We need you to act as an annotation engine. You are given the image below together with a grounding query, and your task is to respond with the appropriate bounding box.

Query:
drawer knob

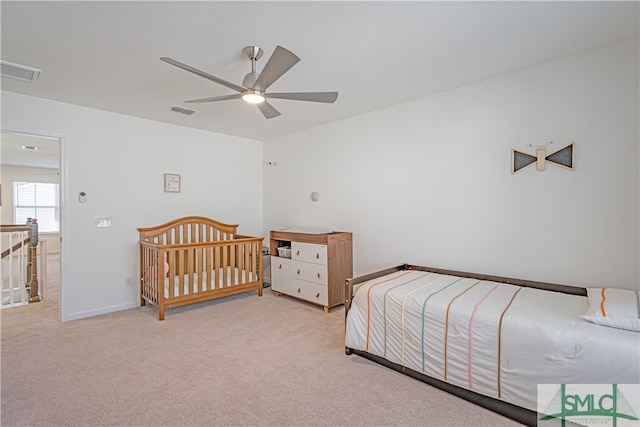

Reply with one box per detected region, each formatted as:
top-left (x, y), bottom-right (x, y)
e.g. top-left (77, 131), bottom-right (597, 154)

top-left (297, 269), bottom-right (301, 275)
top-left (316, 253), bottom-right (320, 259)
top-left (279, 264), bottom-right (282, 269)
top-left (316, 293), bottom-right (320, 298)
top-left (297, 250), bottom-right (300, 256)
top-left (317, 273), bottom-right (321, 279)
top-left (297, 288), bottom-right (301, 293)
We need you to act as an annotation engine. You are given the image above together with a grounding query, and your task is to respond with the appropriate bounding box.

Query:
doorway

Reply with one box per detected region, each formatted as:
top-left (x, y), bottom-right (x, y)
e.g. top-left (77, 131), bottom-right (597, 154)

top-left (1, 130), bottom-right (62, 320)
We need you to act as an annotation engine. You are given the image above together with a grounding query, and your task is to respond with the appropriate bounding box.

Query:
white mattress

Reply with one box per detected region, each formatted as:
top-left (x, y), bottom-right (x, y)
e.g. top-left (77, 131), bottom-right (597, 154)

top-left (163, 267), bottom-right (255, 299)
top-left (345, 270), bottom-right (640, 412)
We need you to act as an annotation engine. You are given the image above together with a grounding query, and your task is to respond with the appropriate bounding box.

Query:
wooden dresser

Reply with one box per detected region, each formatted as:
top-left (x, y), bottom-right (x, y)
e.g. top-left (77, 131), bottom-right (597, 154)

top-left (270, 230), bottom-right (353, 313)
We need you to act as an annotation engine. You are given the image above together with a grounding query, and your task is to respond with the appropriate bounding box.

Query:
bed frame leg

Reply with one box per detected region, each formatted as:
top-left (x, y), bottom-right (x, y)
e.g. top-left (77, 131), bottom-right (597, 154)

top-left (158, 306), bottom-right (165, 321)
top-left (258, 285), bottom-right (263, 297)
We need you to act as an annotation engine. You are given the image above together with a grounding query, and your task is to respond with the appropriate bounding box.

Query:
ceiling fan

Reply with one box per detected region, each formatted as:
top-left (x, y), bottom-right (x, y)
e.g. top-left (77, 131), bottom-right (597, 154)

top-left (160, 45), bottom-right (338, 119)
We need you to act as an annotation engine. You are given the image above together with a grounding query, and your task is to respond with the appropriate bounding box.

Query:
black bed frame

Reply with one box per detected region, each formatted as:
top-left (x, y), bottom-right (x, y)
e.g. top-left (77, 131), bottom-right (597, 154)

top-left (344, 264), bottom-right (587, 427)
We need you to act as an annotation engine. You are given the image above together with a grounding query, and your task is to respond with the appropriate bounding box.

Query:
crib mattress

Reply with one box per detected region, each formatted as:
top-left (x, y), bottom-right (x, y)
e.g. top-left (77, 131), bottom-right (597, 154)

top-left (164, 267), bottom-right (256, 299)
top-left (345, 270), bottom-right (640, 412)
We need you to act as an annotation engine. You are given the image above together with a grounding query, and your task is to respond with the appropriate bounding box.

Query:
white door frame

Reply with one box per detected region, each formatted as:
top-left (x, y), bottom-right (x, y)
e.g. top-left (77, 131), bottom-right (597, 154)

top-left (1, 126), bottom-right (66, 322)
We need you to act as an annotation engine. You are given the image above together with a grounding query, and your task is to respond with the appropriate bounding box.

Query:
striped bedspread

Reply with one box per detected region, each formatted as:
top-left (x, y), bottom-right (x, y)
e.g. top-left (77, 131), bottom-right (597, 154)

top-left (345, 270), bottom-right (640, 412)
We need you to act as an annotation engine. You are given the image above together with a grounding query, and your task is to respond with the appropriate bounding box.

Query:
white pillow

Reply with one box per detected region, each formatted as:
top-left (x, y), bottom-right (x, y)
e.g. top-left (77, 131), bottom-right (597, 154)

top-left (581, 288), bottom-right (640, 332)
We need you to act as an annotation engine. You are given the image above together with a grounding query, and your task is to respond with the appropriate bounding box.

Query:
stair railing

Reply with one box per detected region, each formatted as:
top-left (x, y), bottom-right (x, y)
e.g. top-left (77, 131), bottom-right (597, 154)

top-left (1, 218), bottom-right (41, 306)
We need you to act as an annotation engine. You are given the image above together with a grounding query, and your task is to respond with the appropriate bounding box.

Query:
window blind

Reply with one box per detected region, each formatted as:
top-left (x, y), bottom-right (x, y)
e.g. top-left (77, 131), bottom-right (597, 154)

top-left (13, 181), bottom-right (59, 233)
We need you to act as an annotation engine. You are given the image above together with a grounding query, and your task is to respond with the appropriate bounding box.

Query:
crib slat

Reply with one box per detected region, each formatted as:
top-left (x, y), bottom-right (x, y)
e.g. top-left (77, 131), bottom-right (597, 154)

top-left (244, 243), bottom-right (250, 283)
top-left (205, 247), bottom-right (212, 291)
top-left (230, 244), bottom-right (237, 285)
top-left (196, 246), bottom-right (203, 292)
top-left (214, 246), bottom-right (221, 290)
top-left (187, 248), bottom-right (195, 295)
top-left (178, 250), bottom-right (186, 297)
top-left (222, 245), bottom-right (228, 287)
top-left (166, 251), bottom-right (173, 299)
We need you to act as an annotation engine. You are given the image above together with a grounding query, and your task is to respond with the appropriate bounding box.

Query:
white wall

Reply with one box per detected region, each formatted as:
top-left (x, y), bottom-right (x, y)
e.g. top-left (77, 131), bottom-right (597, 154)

top-left (2, 91), bottom-right (263, 321)
top-left (263, 39), bottom-right (639, 290)
top-left (1, 164), bottom-right (60, 254)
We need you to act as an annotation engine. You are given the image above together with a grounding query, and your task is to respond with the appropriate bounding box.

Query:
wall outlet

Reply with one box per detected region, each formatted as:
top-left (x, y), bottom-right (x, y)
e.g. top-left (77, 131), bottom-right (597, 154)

top-left (124, 276), bottom-right (133, 287)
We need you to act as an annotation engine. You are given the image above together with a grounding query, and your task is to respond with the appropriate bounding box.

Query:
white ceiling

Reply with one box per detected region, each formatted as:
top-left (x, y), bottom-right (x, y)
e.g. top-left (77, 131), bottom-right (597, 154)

top-left (1, 1), bottom-right (638, 150)
top-left (1, 132), bottom-right (60, 169)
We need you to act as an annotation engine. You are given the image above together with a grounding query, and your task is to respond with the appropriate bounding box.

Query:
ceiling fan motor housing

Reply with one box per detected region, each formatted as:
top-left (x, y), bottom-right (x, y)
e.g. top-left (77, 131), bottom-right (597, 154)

top-left (242, 71), bottom-right (259, 88)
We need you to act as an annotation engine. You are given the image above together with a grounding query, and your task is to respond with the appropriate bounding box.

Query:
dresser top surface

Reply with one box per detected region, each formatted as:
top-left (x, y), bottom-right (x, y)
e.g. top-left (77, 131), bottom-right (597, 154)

top-left (270, 229), bottom-right (352, 245)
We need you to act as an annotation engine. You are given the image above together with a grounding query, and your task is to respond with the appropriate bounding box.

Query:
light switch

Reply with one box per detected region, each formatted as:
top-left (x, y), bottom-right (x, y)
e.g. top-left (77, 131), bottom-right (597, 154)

top-left (94, 216), bottom-right (112, 227)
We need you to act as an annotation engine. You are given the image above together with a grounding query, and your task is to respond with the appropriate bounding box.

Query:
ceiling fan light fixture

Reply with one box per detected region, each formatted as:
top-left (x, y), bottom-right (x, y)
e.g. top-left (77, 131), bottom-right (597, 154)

top-left (242, 90), bottom-right (265, 104)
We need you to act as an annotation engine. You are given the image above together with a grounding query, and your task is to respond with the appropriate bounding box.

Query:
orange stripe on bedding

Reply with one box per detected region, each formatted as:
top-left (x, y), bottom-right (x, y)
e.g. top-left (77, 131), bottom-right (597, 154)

top-left (497, 287), bottom-right (522, 398)
top-left (366, 271), bottom-right (414, 351)
top-left (600, 288), bottom-right (607, 317)
top-left (467, 283), bottom-right (500, 390)
top-left (444, 280), bottom-right (480, 381)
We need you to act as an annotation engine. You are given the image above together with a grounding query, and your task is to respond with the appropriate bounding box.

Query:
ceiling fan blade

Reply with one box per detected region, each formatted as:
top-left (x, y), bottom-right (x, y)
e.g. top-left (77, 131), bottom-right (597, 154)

top-left (267, 92), bottom-right (338, 103)
top-left (160, 57), bottom-right (246, 93)
top-left (185, 94), bottom-right (242, 103)
top-left (252, 46), bottom-right (300, 91)
top-left (257, 101), bottom-right (281, 119)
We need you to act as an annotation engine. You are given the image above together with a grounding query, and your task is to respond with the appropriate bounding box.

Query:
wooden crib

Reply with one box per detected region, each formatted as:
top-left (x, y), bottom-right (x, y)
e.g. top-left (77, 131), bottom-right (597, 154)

top-left (138, 216), bottom-right (263, 320)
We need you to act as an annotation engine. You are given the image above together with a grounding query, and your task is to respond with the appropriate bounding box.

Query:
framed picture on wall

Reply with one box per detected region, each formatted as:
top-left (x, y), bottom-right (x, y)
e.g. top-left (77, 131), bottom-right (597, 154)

top-left (164, 173), bottom-right (181, 193)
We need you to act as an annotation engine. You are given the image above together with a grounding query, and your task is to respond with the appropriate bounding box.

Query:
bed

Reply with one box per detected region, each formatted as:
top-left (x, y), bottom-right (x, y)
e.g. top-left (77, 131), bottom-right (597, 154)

top-left (139, 216), bottom-right (263, 320)
top-left (345, 264), bottom-right (640, 426)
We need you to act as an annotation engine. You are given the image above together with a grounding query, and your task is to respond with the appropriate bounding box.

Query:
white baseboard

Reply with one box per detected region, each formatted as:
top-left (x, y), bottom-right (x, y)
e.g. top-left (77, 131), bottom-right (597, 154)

top-left (64, 301), bottom-right (139, 322)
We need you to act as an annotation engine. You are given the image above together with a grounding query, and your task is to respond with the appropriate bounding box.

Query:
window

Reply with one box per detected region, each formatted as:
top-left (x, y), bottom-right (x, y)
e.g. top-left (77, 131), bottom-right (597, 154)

top-left (13, 181), bottom-right (59, 233)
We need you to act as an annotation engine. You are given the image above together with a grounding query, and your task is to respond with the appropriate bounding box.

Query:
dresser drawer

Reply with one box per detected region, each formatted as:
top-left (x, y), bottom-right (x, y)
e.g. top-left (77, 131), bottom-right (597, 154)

top-left (292, 261), bottom-right (327, 285)
top-left (292, 242), bottom-right (327, 265)
top-left (290, 279), bottom-right (328, 306)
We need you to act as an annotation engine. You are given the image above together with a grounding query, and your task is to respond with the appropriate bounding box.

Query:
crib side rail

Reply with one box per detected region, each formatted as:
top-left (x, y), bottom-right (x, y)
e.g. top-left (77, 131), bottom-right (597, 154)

top-left (139, 237), bottom-right (264, 302)
top-left (164, 238), bottom-right (263, 298)
top-left (139, 241), bottom-right (163, 307)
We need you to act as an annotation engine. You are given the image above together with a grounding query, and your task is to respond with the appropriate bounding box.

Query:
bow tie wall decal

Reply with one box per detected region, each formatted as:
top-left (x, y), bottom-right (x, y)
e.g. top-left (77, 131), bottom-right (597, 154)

top-left (511, 142), bottom-right (574, 174)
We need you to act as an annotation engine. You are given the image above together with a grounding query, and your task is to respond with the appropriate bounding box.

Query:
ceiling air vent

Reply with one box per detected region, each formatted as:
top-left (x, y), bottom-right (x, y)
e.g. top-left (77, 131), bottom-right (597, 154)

top-left (170, 105), bottom-right (197, 116)
top-left (1, 60), bottom-right (41, 83)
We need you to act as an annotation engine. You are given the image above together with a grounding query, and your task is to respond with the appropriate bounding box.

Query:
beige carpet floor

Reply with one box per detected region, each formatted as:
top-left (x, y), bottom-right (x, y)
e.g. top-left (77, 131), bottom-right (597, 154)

top-left (1, 278), bottom-right (523, 427)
